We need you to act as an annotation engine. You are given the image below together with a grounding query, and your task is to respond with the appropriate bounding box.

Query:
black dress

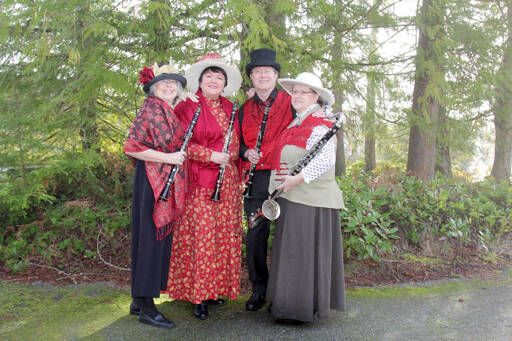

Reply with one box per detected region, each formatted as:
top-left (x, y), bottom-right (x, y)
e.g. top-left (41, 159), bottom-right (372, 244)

top-left (130, 160), bottom-right (173, 298)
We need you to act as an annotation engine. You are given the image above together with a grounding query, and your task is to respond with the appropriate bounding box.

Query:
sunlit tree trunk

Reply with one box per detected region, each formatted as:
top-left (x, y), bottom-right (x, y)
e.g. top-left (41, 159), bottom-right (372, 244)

top-left (364, 10), bottom-right (377, 172)
top-left (364, 71), bottom-right (376, 172)
top-left (332, 29), bottom-right (346, 177)
top-left (333, 89), bottom-right (346, 177)
top-left (491, 1), bottom-right (512, 184)
top-left (406, 0), bottom-right (443, 181)
top-left (435, 105), bottom-right (452, 177)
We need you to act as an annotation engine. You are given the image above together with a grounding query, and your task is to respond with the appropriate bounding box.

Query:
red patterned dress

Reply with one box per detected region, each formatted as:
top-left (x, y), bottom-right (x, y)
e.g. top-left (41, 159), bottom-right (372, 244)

top-left (165, 92), bottom-right (243, 304)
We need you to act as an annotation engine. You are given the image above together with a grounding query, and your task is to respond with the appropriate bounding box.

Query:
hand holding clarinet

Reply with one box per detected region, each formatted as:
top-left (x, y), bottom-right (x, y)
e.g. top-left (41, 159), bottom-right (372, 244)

top-left (159, 104), bottom-right (202, 201)
top-left (211, 100), bottom-right (238, 201)
top-left (243, 102), bottom-right (272, 198)
top-left (248, 107), bottom-right (343, 229)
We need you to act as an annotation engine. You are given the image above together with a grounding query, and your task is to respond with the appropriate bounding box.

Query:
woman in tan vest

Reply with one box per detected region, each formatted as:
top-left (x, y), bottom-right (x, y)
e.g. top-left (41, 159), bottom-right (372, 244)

top-left (266, 72), bottom-right (346, 323)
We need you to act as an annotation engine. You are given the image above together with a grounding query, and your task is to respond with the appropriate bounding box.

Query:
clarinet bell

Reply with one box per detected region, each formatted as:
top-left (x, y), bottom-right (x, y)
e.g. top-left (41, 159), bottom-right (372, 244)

top-left (211, 188), bottom-right (221, 201)
top-left (243, 183), bottom-right (252, 198)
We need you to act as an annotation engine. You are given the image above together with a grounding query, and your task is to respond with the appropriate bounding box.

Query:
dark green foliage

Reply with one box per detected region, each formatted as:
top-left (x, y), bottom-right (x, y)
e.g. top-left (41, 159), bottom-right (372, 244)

top-left (340, 162), bottom-right (512, 261)
top-left (0, 152), bottom-right (132, 272)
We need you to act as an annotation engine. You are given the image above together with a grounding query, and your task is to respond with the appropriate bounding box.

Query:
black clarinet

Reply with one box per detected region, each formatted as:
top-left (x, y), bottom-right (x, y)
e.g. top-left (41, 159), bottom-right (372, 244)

top-left (243, 102), bottom-right (272, 198)
top-left (159, 104), bottom-right (202, 201)
top-left (211, 101), bottom-right (238, 201)
top-left (249, 108), bottom-right (342, 229)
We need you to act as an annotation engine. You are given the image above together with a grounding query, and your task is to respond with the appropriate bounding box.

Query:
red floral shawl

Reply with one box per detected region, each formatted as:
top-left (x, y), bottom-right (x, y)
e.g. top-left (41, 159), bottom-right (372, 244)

top-left (124, 96), bottom-right (188, 240)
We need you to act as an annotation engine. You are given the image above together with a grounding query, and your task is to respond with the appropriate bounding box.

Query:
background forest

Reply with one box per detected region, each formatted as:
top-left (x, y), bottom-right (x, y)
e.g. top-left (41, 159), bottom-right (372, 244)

top-left (1, 0), bottom-right (511, 284)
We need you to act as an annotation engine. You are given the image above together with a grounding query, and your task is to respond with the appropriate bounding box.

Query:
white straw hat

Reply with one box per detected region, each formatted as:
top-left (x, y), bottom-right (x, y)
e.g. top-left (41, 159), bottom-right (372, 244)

top-left (278, 72), bottom-right (335, 106)
top-left (185, 53), bottom-right (242, 97)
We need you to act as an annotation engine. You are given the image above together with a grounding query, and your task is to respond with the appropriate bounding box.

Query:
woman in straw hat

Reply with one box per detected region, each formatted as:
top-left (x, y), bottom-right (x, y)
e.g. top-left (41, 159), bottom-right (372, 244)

top-left (165, 53), bottom-right (243, 320)
top-left (124, 62), bottom-right (189, 329)
top-left (266, 72), bottom-right (346, 323)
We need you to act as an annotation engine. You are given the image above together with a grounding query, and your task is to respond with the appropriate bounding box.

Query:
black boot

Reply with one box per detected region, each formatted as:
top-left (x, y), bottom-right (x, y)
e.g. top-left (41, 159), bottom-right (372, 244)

top-left (193, 301), bottom-right (208, 320)
top-left (138, 297), bottom-right (176, 329)
top-left (246, 293), bottom-right (265, 311)
top-left (130, 297), bottom-right (143, 315)
top-left (206, 298), bottom-right (225, 306)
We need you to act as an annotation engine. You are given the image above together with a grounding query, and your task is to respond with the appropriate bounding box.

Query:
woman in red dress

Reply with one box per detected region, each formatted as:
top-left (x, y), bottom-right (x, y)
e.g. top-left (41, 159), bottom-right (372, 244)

top-left (165, 53), bottom-right (243, 320)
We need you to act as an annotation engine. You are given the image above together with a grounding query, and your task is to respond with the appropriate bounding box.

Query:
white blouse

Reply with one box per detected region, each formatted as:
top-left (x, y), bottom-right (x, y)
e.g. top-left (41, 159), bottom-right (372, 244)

top-left (301, 125), bottom-right (336, 183)
top-left (290, 105), bottom-right (336, 184)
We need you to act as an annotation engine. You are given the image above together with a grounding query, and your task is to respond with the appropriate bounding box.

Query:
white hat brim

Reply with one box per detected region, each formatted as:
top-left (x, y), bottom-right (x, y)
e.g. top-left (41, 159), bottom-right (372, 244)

top-left (278, 79), bottom-right (335, 106)
top-left (185, 60), bottom-right (242, 97)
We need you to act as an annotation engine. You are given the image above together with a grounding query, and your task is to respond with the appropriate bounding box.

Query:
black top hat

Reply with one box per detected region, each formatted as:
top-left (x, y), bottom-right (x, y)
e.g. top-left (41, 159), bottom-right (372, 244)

top-left (245, 48), bottom-right (281, 76)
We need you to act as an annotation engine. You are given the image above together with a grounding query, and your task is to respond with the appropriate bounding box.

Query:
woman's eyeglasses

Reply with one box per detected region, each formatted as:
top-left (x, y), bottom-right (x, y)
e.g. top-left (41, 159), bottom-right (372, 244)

top-left (291, 89), bottom-right (314, 96)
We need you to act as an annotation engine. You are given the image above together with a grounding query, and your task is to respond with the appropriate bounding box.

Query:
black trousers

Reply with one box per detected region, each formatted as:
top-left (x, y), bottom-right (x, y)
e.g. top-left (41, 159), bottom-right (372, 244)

top-left (244, 169), bottom-right (271, 296)
top-left (130, 161), bottom-right (173, 298)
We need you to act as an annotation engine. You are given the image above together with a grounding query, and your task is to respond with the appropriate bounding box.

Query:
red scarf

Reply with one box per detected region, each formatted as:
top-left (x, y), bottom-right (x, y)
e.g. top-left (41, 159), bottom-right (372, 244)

top-left (124, 96), bottom-right (188, 240)
top-left (270, 112), bottom-right (334, 171)
top-left (241, 90), bottom-right (292, 170)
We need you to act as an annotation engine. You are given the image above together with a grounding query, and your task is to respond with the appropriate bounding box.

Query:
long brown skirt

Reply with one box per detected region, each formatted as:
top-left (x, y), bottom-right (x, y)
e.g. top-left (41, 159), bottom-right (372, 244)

top-left (266, 198), bottom-right (346, 322)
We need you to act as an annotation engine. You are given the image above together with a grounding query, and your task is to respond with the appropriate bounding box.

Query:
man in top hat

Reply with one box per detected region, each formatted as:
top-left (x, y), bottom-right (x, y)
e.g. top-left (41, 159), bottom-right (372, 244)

top-left (239, 48), bottom-right (295, 311)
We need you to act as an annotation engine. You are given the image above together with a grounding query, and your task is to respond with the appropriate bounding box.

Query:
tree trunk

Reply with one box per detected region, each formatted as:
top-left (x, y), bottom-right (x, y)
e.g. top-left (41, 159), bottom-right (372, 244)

top-left (146, 0), bottom-right (172, 64)
top-left (435, 105), bottom-right (452, 177)
top-left (332, 36), bottom-right (346, 177)
top-left (364, 71), bottom-right (376, 172)
top-left (364, 7), bottom-right (377, 172)
top-left (491, 1), bottom-right (512, 184)
top-left (333, 87), bottom-right (346, 177)
top-left (406, 0), bottom-right (443, 181)
top-left (79, 98), bottom-right (100, 151)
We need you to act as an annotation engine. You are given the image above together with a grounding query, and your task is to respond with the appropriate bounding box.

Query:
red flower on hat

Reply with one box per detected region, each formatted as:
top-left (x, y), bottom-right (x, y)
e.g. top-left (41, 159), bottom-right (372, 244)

top-left (139, 67), bottom-right (155, 85)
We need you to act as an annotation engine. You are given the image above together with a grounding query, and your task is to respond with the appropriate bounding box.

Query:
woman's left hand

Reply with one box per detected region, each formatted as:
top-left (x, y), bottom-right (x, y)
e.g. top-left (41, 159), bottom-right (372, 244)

top-left (276, 174), bottom-right (304, 193)
top-left (210, 151), bottom-right (230, 166)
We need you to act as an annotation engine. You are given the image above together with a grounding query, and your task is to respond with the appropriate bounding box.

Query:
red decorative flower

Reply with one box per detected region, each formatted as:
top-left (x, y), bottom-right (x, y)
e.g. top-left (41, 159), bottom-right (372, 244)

top-left (139, 67), bottom-right (155, 85)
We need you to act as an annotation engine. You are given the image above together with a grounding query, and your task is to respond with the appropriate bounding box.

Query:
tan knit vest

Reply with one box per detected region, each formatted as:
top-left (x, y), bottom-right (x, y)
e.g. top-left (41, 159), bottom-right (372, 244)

top-left (269, 108), bottom-right (345, 209)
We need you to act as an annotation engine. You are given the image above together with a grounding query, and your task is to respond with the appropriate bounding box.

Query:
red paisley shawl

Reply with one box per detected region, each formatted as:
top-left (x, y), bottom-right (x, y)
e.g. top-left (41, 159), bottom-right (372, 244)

top-left (124, 96), bottom-right (188, 240)
top-left (270, 112), bottom-right (334, 171)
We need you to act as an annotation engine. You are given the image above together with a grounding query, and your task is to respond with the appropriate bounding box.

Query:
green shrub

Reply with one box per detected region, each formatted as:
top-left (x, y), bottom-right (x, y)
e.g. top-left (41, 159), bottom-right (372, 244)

top-left (339, 172), bottom-right (399, 261)
top-left (0, 151), bottom-right (132, 272)
top-left (340, 162), bottom-right (512, 262)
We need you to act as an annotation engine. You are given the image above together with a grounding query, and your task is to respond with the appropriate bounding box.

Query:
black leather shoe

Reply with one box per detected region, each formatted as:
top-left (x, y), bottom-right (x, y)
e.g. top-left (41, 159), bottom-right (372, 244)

top-left (193, 301), bottom-right (208, 320)
top-left (139, 312), bottom-right (176, 329)
top-left (206, 298), bottom-right (225, 306)
top-left (275, 318), bottom-right (304, 325)
top-left (245, 293), bottom-right (265, 311)
top-left (130, 301), bottom-right (141, 316)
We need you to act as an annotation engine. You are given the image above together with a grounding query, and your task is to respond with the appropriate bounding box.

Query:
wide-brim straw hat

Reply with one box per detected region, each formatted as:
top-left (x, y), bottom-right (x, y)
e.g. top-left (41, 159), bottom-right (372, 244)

top-left (278, 72), bottom-right (335, 106)
top-left (141, 62), bottom-right (187, 94)
top-left (185, 53), bottom-right (242, 97)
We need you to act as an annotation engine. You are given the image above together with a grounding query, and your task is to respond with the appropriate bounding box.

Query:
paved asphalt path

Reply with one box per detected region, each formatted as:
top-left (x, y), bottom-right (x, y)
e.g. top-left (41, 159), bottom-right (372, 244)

top-left (82, 273), bottom-right (512, 341)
